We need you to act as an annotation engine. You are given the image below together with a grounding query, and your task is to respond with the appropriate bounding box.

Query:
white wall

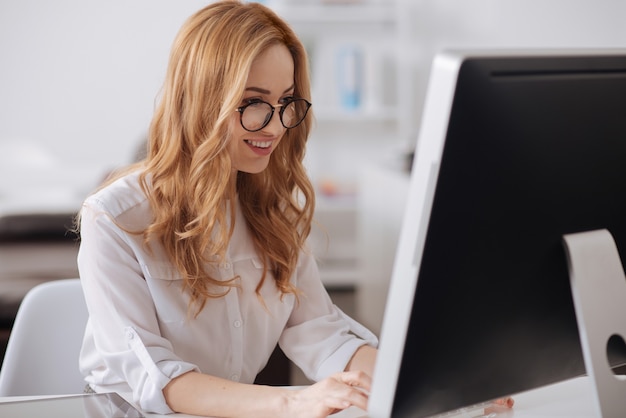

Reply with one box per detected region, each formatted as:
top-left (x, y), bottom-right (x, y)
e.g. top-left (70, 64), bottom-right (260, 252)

top-left (1, 0), bottom-right (625, 207)
top-left (401, 0), bottom-right (626, 144)
top-left (0, 0), bottom-right (207, 204)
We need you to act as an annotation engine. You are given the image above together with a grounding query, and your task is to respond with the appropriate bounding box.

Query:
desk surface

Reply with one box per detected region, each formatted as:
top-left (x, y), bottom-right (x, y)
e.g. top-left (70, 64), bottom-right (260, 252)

top-left (450, 376), bottom-right (597, 418)
top-left (0, 376), bottom-right (600, 418)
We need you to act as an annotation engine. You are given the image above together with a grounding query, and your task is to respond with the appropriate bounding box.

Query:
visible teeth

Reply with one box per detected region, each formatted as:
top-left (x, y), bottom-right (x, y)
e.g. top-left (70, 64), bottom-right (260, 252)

top-left (246, 140), bottom-right (271, 148)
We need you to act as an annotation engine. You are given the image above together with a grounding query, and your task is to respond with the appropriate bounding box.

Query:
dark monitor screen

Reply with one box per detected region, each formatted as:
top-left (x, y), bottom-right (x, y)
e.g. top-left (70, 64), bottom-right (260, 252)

top-left (368, 50), bottom-right (626, 418)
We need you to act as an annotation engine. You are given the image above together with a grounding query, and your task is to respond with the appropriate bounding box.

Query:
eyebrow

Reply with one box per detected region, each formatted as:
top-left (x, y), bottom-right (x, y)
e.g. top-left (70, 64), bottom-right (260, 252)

top-left (244, 84), bottom-right (295, 95)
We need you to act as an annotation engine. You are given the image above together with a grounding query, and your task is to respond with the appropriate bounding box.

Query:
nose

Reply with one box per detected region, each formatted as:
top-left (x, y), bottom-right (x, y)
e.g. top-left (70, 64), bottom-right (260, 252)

top-left (261, 108), bottom-right (285, 134)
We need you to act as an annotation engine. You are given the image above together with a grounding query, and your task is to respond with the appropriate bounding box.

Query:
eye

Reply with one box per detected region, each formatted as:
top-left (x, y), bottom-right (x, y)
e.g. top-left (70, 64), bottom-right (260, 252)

top-left (279, 96), bottom-right (296, 105)
top-left (242, 98), bottom-right (267, 109)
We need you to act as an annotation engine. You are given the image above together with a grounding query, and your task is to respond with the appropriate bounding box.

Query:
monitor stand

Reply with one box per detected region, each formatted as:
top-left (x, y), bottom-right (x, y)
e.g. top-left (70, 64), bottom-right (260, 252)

top-left (563, 229), bottom-right (626, 417)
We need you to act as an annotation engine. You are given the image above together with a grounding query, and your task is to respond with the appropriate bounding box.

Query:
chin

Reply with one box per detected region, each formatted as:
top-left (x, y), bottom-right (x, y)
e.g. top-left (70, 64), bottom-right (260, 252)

top-left (238, 161), bottom-right (270, 174)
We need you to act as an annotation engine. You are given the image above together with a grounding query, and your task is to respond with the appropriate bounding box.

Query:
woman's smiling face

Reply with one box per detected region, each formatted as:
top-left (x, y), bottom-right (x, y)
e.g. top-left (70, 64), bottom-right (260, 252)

top-left (229, 43), bottom-right (295, 174)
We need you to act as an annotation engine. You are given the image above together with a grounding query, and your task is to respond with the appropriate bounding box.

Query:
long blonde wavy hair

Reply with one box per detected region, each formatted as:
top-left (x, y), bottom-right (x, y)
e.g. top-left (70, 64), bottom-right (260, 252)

top-left (130, 1), bottom-right (314, 313)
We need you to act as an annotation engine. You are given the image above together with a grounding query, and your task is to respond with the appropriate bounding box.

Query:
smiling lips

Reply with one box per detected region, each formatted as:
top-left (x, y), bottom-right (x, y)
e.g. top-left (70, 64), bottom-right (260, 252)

top-left (244, 139), bottom-right (273, 156)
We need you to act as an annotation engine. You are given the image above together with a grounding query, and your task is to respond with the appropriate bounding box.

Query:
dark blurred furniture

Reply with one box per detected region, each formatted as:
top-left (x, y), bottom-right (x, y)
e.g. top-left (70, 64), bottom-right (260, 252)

top-left (0, 213), bottom-right (80, 368)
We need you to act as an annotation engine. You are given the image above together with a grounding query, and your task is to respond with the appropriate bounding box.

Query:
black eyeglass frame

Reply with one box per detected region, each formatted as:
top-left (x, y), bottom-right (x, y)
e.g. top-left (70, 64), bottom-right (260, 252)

top-left (235, 98), bottom-right (312, 132)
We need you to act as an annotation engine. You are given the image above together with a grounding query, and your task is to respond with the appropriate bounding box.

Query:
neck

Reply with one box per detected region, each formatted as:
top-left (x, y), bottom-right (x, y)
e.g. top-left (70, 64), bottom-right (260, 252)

top-left (228, 170), bottom-right (239, 194)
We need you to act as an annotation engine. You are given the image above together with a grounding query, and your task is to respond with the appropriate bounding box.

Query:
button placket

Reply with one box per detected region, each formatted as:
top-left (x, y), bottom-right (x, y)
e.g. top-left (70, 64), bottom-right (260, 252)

top-left (224, 280), bottom-right (244, 382)
top-left (218, 259), bottom-right (233, 280)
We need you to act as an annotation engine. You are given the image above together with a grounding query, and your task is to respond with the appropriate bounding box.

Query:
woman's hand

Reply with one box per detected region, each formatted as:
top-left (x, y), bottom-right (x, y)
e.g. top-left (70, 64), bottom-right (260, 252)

top-left (484, 396), bottom-right (515, 414)
top-left (283, 370), bottom-right (372, 418)
top-left (492, 397), bottom-right (514, 408)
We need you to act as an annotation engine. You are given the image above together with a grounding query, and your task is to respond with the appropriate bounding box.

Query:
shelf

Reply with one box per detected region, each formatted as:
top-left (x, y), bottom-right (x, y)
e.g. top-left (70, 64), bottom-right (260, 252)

top-left (313, 105), bottom-right (398, 122)
top-left (320, 266), bottom-right (360, 288)
top-left (315, 194), bottom-right (357, 213)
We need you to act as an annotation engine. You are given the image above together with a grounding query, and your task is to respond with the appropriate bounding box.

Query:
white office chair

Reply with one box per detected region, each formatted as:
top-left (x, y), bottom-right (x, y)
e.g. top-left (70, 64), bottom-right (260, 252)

top-left (0, 278), bottom-right (88, 396)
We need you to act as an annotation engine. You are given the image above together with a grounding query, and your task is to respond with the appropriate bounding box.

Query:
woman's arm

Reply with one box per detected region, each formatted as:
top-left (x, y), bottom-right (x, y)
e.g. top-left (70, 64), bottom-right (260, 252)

top-left (345, 345), bottom-right (377, 377)
top-left (164, 369), bottom-right (371, 418)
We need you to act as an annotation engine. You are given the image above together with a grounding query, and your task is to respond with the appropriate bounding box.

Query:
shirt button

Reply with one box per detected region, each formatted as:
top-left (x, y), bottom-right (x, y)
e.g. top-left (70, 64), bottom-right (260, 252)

top-left (233, 320), bottom-right (242, 328)
top-left (221, 262), bottom-right (232, 270)
top-left (230, 374), bottom-right (239, 381)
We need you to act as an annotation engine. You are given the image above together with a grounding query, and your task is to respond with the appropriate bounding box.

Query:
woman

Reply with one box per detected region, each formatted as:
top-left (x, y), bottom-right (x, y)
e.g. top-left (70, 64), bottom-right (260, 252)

top-left (77, 1), bottom-right (377, 417)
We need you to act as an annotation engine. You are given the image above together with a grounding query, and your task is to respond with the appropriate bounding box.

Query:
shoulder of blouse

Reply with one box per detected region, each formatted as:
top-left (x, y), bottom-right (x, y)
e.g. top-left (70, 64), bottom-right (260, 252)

top-left (83, 170), bottom-right (151, 228)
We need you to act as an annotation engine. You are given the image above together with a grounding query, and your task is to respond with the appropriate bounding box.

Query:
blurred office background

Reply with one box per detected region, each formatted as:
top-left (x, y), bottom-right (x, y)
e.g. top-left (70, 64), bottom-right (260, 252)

top-left (1, 0), bottom-right (625, 355)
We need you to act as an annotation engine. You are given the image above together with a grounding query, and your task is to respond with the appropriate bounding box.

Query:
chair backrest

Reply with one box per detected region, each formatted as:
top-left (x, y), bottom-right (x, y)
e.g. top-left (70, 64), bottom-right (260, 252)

top-left (0, 278), bottom-right (87, 396)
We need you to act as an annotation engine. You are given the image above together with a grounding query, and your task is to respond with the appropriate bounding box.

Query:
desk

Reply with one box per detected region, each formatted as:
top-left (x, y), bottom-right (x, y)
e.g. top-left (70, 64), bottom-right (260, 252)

top-left (490, 376), bottom-right (596, 417)
top-left (120, 393), bottom-right (366, 418)
top-left (0, 376), bottom-right (600, 417)
top-left (0, 391), bottom-right (366, 418)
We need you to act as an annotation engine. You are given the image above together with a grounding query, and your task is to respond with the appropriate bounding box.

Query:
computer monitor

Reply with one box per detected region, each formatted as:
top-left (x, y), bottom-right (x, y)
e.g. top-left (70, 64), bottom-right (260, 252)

top-left (368, 50), bottom-right (626, 418)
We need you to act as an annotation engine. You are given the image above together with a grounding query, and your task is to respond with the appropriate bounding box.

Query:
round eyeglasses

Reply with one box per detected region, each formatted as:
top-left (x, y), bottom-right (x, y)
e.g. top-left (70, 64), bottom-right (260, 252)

top-left (235, 98), bottom-right (312, 132)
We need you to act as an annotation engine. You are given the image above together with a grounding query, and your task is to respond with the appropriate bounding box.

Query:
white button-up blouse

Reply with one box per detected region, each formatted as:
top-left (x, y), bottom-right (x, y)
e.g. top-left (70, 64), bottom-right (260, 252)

top-left (77, 171), bottom-right (377, 414)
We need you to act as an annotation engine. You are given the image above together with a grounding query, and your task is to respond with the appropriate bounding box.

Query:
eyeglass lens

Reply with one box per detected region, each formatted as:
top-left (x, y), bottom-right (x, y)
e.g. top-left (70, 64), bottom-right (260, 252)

top-left (241, 99), bottom-right (309, 131)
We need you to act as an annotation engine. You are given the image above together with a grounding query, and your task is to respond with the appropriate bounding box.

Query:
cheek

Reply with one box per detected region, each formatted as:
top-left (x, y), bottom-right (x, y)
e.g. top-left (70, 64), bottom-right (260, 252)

top-left (227, 134), bottom-right (242, 166)
top-left (226, 118), bottom-right (244, 154)
top-left (226, 114), bottom-right (240, 138)
top-left (229, 113), bottom-right (241, 134)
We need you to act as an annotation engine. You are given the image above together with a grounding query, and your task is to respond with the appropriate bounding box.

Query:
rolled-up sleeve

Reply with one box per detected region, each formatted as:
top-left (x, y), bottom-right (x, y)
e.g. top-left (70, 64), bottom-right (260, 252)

top-left (279, 250), bottom-right (378, 382)
top-left (78, 200), bottom-right (198, 414)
